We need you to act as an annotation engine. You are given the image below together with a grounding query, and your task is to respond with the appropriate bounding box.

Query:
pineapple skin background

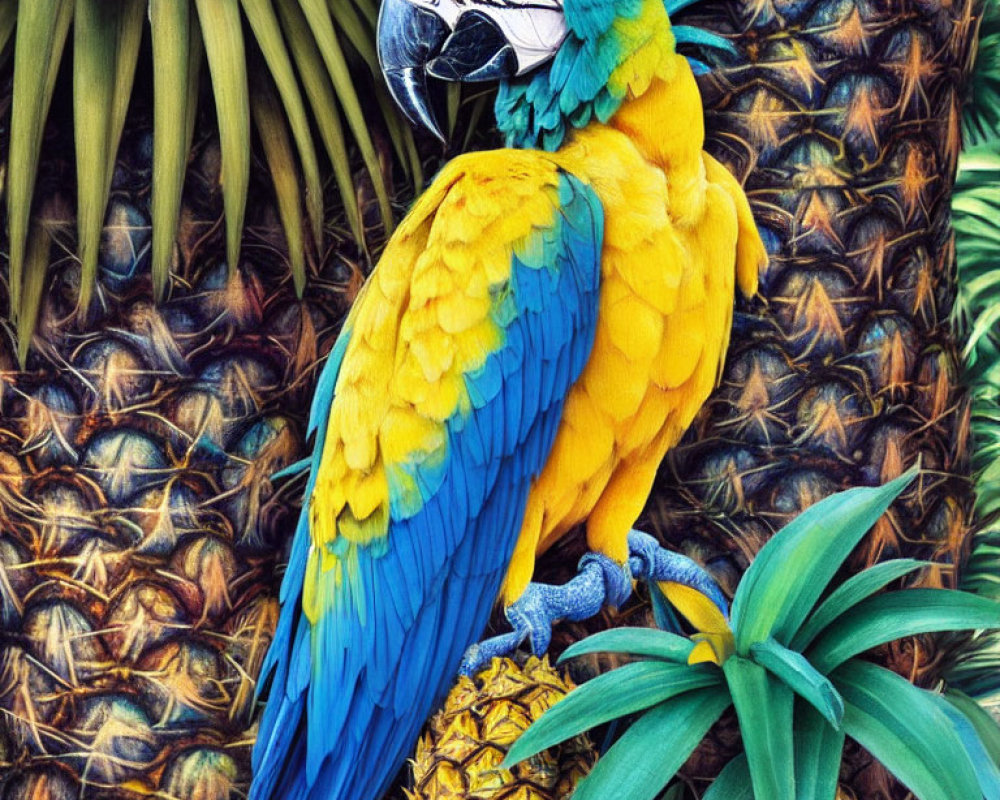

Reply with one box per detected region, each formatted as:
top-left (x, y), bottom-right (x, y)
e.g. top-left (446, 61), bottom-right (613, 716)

top-left (0, 114), bottom-right (359, 797)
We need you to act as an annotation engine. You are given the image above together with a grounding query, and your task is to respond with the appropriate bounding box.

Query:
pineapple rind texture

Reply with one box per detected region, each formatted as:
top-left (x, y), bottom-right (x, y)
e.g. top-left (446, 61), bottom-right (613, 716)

top-left (406, 657), bottom-right (595, 800)
top-left (0, 110), bottom-right (364, 798)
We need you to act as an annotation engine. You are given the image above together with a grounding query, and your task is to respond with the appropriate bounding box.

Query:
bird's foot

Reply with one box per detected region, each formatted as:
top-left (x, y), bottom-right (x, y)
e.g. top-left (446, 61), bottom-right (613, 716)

top-left (459, 553), bottom-right (631, 676)
top-left (626, 529), bottom-right (729, 618)
top-left (458, 530), bottom-right (729, 677)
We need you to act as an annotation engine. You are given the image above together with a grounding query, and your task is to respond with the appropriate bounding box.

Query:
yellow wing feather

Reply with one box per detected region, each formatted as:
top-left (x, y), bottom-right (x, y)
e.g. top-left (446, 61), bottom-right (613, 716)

top-left (308, 151), bottom-right (566, 609)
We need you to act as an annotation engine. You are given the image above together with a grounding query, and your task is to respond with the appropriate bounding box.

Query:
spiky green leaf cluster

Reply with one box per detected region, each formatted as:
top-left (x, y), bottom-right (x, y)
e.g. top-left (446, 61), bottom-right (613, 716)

top-left (0, 0), bottom-right (424, 362)
top-left (506, 469), bottom-right (1000, 800)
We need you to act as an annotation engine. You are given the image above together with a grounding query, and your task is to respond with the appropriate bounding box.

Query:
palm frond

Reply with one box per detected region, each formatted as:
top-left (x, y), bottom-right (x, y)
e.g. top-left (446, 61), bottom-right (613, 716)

top-left (965, 0), bottom-right (1000, 148)
top-left (244, 0), bottom-right (324, 252)
top-left (5, 0), bottom-right (72, 333)
top-left (149, 0), bottom-right (201, 301)
top-left (944, 0), bottom-right (1000, 704)
top-left (251, 67), bottom-right (308, 296)
top-left (195, 0), bottom-right (251, 287)
top-left (2, 0), bottom-right (419, 361)
top-left (947, 147), bottom-right (1000, 703)
top-left (953, 149), bottom-right (1000, 550)
top-left (73, 0), bottom-right (144, 320)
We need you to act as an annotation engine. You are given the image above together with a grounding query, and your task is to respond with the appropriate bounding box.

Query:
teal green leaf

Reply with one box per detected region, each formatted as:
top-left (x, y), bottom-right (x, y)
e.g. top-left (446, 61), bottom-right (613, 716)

top-left (661, 784), bottom-right (686, 800)
top-left (558, 628), bottom-right (695, 665)
top-left (794, 702), bottom-right (845, 800)
top-left (701, 754), bottom-right (753, 800)
top-left (571, 687), bottom-right (732, 800)
top-left (790, 559), bottom-right (929, 651)
top-left (731, 468), bottom-right (917, 652)
top-left (649, 578), bottom-right (684, 633)
top-left (723, 655), bottom-right (795, 799)
top-left (928, 692), bottom-right (1000, 799)
top-left (503, 660), bottom-right (721, 768)
top-left (945, 690), bottom-right (1000, 766)
top-left (835, 660), bottom-right (983, 800)
top-left (749, 638), bottom-right (843, 727)
top-left (808, 589), bottom-right (1000, 674)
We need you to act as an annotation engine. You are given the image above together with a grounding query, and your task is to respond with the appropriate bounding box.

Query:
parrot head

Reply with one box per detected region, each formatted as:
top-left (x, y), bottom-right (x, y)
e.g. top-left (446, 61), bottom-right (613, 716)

top-left (377, 0), bottom-right (734, 147)
top-left (377, 0), bottom-right (567, 139)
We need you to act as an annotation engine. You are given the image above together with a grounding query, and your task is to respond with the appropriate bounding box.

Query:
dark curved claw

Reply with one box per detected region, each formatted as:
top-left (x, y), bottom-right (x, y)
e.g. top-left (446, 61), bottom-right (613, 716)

top-left (426, 11), bottom-right (519, 83)
top-left (377, 0), bottom-right (450, 140)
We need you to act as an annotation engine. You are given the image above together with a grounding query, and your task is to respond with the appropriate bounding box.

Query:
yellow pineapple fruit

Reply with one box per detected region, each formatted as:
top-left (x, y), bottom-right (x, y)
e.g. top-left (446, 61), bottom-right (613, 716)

top-left (407, 657), bottom-right (595, 800)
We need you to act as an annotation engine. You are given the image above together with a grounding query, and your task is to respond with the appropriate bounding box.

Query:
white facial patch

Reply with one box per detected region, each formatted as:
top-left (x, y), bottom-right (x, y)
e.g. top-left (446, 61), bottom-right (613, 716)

top-left (403, 0), bottom-right (569, 75)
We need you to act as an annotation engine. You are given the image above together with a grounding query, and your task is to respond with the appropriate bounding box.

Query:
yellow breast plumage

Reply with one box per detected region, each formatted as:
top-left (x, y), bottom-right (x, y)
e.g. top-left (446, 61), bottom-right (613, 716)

top-left (501, 55), bottom-right (766, 604)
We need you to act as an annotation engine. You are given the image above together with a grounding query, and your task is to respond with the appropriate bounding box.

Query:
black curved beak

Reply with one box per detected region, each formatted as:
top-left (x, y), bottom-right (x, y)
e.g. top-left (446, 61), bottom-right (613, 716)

top-left (378, 0), bottom-right (521, 140)
top-left (377, 0), bottom-right (451, 141)
top-left (427, 11), bottom-right (518, 83)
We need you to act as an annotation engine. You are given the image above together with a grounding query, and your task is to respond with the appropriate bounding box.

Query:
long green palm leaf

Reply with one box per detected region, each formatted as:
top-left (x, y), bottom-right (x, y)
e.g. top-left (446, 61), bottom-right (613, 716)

top-left (6, 0), bottom-right (72, 336)
top-left (275, 0), bottom-right (364, 244)
top-left (6, 0), bottom-right (427, 356)
top-left (149, 0), bottom-right (200, 300)
top-left (242, 0), bottom-right (324, 250)
top-left (194, 0), bottom-right (250, 280)
top-left (251, 71), bottom-right (308, 296)
top-left (74, 0), bottom-right (144, 319)
top-left (297, 0), bottom-right (394, 230)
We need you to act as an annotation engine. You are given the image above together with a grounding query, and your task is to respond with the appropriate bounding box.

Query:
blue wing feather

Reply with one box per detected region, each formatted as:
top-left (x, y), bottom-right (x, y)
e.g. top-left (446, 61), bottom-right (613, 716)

top-left (250, 168), bottom-right (604, 800)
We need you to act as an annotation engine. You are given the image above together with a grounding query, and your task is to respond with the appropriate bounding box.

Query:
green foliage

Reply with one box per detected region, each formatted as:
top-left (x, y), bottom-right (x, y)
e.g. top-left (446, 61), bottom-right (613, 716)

top-left (0, 0), bottom-right (423, 360)
top-left (947, 149), bottom-right (1000, 700)
top-left (954, 148), bottom-right (1000, 553)
top-left (965, 0), bottom-right (1000, 148)
top-left (836, 661), bottom-right (985, 800)
top-left (948, 0), bottom-right (1000, 705)
top-left (506, 469), bottom-right (1000, 800)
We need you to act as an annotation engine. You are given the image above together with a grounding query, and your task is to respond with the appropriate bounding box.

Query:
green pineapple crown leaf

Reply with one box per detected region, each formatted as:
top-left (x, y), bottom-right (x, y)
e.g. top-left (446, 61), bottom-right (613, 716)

top-left (0, 0), bottom-right (426, 365)
top-left (506, 468), bottom-right (1000, 800)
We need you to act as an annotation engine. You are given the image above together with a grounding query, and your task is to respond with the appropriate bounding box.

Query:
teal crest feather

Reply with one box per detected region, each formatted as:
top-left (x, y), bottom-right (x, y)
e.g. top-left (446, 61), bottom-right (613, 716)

top-left (495, 0), bottom-right (736, 151)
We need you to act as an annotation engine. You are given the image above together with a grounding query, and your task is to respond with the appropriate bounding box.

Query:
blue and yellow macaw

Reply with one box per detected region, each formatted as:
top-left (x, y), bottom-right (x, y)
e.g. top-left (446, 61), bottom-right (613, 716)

top-left (251, 0), bottom-right (767, 797)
